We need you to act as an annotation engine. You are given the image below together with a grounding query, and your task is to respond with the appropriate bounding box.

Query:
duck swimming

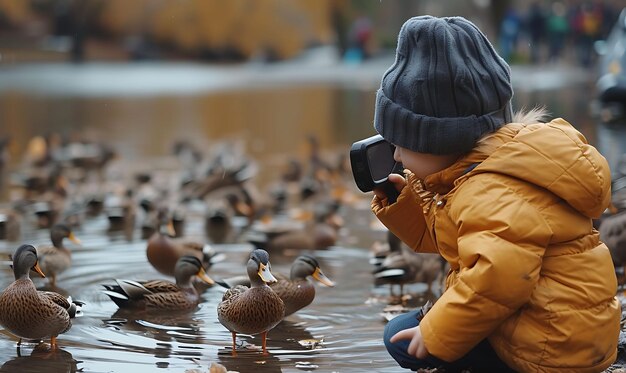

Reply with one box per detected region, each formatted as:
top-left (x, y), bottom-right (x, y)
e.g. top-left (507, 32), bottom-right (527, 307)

top-left (102, 255), bottom-right (214, 310)
top-left (269, 255), bottom-right (335, 316)
top-left (146, 209), bottom-right (220, 277)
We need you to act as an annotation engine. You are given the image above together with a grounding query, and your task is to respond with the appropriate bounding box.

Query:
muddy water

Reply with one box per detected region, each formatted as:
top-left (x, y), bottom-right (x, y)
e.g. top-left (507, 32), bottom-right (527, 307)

top-left (0, 61), bottom-right (618, 372)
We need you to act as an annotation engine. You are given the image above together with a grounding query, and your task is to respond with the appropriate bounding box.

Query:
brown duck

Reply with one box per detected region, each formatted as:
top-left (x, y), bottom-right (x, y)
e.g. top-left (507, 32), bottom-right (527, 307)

top-left (102, 255), bottom-right (214, 310)
top-left (146, 211), bottom-right (220, 277)
top-left (269, 255), bottom-right (334, 316)
top-left (217, 249), bottom-right (285, 355)
top-left (36, 224), bottom-right (81, 287)
top-left (219, 255), bottom-right (335, 317)
top-left (248, 201), bottom-right (343, 252)
top-left (0, 244), bottom-right (82, 348)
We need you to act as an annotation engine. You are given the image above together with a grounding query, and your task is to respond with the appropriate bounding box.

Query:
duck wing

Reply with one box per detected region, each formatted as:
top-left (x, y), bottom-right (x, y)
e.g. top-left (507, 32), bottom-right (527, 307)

top-left (220, 284), bottom-right (248, 302)
top-left (102, 279), bottom-right (153, 308)
top-left (144, 291), bottom-right (196, 310)
top-left (39, 291), bottom-right (83, 319)
top-left (39, 291), bottom-right (70, 309)
top-left (141, 280), bottom-right (181, 293)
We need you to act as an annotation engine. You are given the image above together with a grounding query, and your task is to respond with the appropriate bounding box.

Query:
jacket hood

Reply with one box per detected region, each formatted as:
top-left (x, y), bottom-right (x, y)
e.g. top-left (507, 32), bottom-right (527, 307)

top-left (425, 118), bottom-right (611, 218)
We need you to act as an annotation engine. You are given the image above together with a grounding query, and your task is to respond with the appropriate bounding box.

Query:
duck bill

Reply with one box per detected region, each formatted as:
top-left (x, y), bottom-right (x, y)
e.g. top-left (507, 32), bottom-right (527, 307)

top-left (235, 201), bottom-right (252, 218)
top-left (196, 268), bottom-right (214, 285)
top-left (68, 232), bottom-right (82, 245)
top-left (312, 268), bottom-right (335, 287)
top-left (166, 221), bottom-right (176, 236)
top-left (33, 262), bottom-right (46, 278)
top-left (258, 263), bottom-right (277, 284)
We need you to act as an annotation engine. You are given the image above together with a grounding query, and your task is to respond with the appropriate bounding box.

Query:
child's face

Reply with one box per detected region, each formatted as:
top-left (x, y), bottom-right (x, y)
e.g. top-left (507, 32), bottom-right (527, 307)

top-left (394, 146), bottom-right (458, 180)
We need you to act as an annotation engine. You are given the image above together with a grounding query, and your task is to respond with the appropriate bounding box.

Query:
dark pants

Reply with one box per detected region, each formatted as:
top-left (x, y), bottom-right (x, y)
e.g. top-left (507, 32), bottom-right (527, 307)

top-left (383, 310), bottom-right (516, 372)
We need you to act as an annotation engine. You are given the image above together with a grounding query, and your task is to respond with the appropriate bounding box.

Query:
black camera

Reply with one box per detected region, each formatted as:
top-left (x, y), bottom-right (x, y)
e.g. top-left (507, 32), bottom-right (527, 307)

top-left (350, 134), bottom-right (403, 203)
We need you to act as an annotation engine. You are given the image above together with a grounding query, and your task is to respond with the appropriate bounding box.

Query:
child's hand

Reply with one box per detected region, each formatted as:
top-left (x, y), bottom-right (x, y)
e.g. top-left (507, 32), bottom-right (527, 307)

top-left (373, 173), bottom-right (406, 200)
top-left (390, 325), bottom-right (429, 359)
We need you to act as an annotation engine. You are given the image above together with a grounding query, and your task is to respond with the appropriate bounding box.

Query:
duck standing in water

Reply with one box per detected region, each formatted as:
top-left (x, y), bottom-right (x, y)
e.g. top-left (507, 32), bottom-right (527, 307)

top-left (102, 255), bottom-right (214, 311)
top-left (36, 224), bottom-right (81, 287)
top-left (217, 249), bottom-right (284, 355)
top-left (217, 255), bottom-right (335, 317)
top-left (0, 244), bottom-right (82, 348)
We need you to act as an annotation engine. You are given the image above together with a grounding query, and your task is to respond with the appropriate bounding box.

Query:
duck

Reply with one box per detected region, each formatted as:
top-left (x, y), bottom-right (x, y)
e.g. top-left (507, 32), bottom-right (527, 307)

top-left (217, 249), bottom-right (285, 355)
top-left (218, 255), bottom-right (335, 317)
top-left (267, 255), bottom-right (335, 316)
top-left (247, 199), bottom-right (343, 252)
top-left (146, 209), bottom-right (222, 277)
top-left (373, 231), bottom-right (444, 299)
top-left (0, 244), bottom-right (82, 348)
top-left (101, 255), bottom-right (214, 310)
top-left (36, 224), bottom-right (81, 287)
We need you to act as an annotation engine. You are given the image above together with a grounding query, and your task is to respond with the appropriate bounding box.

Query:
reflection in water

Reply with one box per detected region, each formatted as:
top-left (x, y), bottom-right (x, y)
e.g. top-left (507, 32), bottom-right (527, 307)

top-left (218, 351), bottom-right (283, 373)
top-left (0, 344), bottom-right (79, 373)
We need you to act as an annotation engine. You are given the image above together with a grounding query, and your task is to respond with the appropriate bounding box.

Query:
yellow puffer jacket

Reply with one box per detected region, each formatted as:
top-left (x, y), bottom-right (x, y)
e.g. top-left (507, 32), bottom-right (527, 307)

top-left (372, 119), bottom-right (621, 372)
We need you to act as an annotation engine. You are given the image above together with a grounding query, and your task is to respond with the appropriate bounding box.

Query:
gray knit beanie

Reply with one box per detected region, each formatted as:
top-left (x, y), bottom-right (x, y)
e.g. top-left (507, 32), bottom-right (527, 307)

top-left (374, 16), bottom-right (513, 155)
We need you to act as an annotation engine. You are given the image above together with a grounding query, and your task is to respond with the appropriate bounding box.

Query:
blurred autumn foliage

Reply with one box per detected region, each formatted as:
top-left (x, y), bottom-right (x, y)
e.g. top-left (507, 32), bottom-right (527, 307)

top-left (0, 0), bottom-right (357, 61)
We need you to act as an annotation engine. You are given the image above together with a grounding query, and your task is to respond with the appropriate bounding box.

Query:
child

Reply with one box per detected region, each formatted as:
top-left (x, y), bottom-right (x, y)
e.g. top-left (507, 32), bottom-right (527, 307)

top-left (370, 15), bottom-right (620, 372)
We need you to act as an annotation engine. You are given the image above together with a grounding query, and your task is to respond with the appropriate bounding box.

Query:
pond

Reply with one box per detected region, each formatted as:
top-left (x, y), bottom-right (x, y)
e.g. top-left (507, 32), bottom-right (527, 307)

top-left (0, 60), bottom-right (623, 372)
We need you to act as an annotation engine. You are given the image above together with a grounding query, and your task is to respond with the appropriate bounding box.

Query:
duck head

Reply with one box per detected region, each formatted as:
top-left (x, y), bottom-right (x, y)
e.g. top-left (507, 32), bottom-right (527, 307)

top-left (292, 255), bottom-right (335, 287)
top-left (248, 249), bottom-right (277, 286)
top-left (174, 255), bottom-right (214, 287)
top-left (12, 244), bottom-right (45, 280)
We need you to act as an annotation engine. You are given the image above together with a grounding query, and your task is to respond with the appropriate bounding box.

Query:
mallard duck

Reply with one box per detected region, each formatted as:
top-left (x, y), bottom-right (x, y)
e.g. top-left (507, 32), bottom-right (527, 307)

top-left (36, 224), bottom-right (81, 287)
top-left (0, 244), bottom-right (82, 348)
top-left (269, 255), bottom-right (335, 316)
top-left (146, 210), bottom-right (221, 277)
top-left (373, 231), bottom-right (444, 298)
top-left (102, 255), bottom-right (214, 310)
top-left (216, 255), bottom-right (335, 317)
top-left (217, 249), bottom-right (285, 355)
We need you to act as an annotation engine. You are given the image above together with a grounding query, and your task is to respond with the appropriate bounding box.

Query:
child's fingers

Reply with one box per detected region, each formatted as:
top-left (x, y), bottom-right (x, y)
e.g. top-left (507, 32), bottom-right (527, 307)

top-left (373, 189), bottom-right (386, 200)
top-left (389, 328), bottom-right (414, 343)
top-left (387, 173), bottom-right (406, 192)
top-left (407, 336), bottom-right (419, 356)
